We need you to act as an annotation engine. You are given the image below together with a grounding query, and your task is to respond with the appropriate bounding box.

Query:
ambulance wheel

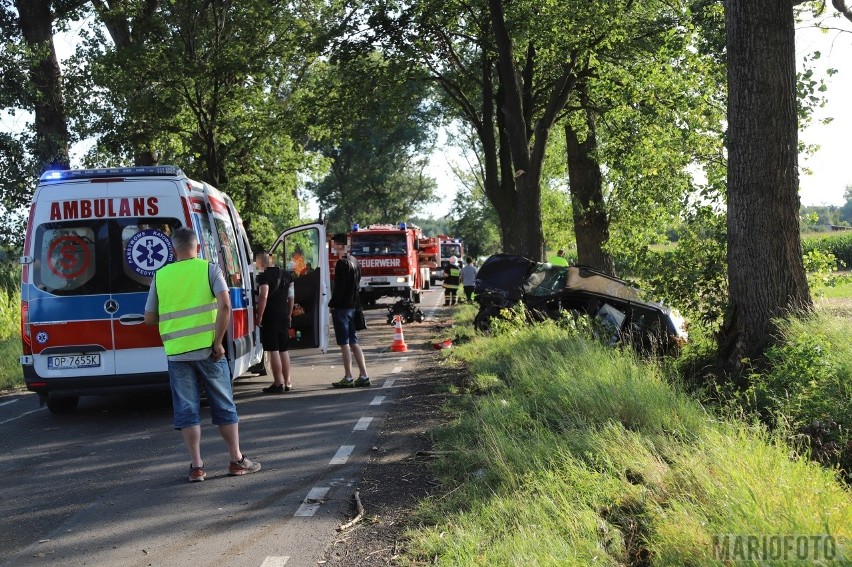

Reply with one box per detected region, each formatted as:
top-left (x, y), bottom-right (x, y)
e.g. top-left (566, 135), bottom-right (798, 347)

top-left (430, 277), bottom-right (436, 287)
top-left (414, 291), bottom-right (421, 304)
top-left (47, 396), bottom-right (79, 414)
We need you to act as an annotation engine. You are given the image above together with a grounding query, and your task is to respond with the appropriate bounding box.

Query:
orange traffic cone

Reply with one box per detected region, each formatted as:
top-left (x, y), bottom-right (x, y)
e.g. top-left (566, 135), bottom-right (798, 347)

top-left (390, 314), bottom-right (408, 352)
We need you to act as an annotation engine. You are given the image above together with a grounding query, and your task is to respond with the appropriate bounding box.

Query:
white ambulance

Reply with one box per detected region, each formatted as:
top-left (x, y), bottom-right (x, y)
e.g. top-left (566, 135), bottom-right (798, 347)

top-left (20, 166), bottom-right (329, 413)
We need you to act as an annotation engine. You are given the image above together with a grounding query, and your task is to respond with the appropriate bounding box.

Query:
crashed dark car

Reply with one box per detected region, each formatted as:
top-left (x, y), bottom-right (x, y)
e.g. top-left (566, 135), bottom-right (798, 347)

top-left (472, 254), bottom-right (687, 354)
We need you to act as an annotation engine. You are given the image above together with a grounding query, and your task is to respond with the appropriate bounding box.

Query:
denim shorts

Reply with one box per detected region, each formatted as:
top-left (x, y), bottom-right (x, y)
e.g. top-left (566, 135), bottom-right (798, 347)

top-left (331, 307), bottom-right (358, 346)
top-left (168, 356), bottom-right (239, 429)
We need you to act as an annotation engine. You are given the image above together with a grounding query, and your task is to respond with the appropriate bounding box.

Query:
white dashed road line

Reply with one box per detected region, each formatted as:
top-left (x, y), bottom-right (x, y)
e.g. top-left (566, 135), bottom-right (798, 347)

top-left (353, 417), bottom-right (373, 431)
top-left (0, 408), bottom-right (42, 425)
top-left (382, 379), bottom-right (396, 389)
top-left (369, 396), bottom-right (385, 406)
top-left (392, 366), bottom-right (402, 373)
top-left (294, 487), bottom-right (330, 517)
top-left (0, 398), bottom-right (19, 407)
top-left (329, 445), bottom-right (355, 465)
top-left (260, 556), bottom-right (289, 566)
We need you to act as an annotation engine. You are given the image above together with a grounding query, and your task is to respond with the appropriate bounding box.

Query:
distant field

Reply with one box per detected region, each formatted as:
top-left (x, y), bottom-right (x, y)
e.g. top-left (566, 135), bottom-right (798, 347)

top-left (817, 297), bottom-right (852, 320)
top-left (802, 230), bottom-right (852, 241)
top-left (820, 277), bottom-right (852, 299)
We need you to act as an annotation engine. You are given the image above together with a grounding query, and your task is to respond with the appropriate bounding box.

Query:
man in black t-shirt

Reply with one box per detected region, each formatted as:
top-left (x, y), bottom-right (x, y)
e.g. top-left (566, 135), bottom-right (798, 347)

top-left (255, 253), bottom-right (295, 393)
top-left (328, 254), bottom-right (369, 388)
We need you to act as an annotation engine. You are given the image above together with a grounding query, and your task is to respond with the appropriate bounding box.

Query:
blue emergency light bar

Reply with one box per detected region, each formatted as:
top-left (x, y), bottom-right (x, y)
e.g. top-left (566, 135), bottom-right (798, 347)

top-left (39, 165), bottom-right (184, 182)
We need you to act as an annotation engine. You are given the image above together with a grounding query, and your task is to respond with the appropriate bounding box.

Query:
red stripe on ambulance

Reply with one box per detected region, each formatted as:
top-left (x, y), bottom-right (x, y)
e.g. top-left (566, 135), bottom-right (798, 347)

top-left (29, 320), bottom-right (112, 354)
top-left (113, 323), bottom-right (164, 350)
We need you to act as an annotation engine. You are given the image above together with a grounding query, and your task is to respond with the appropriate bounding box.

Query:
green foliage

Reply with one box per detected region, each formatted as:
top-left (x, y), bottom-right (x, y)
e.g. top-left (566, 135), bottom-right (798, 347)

top-left (541, 185), bottom-right (574, 258)
top-left (0, 337), bottom-right (21, 391)
top-left (409, 216), bottom-right (451, 237)
top-left (801, 231), bottom-right (852, 271)
top-left (795, 49), bottom-right (832, 128)
top-left (0, 287), bottom-right (19, 342)
top-left (842, 185), bottom-right (852, 224)
top-left (0, 2), bottom-right (55, 248)
top-left (800, 204), bottom-right (847, 230)
top-left (628, 207), bottom-right (728, 330)
top-left (449, 176), bottom-right (502, 259)
top-left (0, 131), bottom-right (35, 248)
top-left (744, 314), bottom-right (852, 474)
top-left (0, 276), bottom-right (21, 391)
top-left (295, 53), bottom-right (440, 233)
top-left (64, 0), bottom-right (317, 248)
top-left (0, 255), bottom-right (18, 296)
top-left (596, 4), bottom-right (727, 262)
top-left (803, 248), bottom-right (852, 297)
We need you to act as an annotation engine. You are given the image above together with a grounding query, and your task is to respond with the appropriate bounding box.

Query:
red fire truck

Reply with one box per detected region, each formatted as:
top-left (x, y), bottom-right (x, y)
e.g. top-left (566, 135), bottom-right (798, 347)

top-left (428, 235), bottom-right (464, 286)
top-left (329, 223), bottom-right (431, 305)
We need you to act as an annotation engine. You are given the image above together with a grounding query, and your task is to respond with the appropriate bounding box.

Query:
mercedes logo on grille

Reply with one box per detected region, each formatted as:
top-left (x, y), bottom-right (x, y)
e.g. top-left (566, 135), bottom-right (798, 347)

top-left (104, 299), bottom-right (119, 314)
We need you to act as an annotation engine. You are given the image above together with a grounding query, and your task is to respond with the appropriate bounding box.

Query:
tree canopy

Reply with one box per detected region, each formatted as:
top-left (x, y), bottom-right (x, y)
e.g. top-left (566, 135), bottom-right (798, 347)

top-left (293, 52), bottom-right (441, 233)
top-left (2, 0), bottom-right (851, 370)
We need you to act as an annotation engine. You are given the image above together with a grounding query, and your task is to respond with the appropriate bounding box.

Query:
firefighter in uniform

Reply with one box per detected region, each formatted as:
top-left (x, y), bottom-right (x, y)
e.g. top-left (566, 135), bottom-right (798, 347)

top-left (442, 255), bottom-right (462, 306)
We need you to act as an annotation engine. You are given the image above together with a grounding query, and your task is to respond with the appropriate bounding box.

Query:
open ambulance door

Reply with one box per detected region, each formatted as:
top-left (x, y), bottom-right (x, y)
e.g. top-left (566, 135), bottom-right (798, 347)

top-left (269, 223), bottom-right (330, 353)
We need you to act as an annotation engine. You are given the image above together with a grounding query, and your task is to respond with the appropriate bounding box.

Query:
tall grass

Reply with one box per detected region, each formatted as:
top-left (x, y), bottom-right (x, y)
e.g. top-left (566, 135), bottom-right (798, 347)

top-left (0, 287), bottom-right (22, 391)
top-left (407, 319), bottom-right (852, 565)
top-left (741, 312), bottom-right (852, 474)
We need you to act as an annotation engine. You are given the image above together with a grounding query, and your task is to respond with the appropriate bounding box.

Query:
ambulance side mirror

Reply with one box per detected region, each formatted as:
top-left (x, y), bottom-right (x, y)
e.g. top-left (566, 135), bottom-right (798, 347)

top-left (20, 255), bottom-right (33, 265)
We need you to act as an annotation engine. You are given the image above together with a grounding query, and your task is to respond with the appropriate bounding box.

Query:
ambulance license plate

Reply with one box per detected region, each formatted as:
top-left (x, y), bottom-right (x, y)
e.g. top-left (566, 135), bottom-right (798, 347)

top-left (47, 354), bottom-right (101, 370)
top-left (371, 279), bottom-right (389, 285)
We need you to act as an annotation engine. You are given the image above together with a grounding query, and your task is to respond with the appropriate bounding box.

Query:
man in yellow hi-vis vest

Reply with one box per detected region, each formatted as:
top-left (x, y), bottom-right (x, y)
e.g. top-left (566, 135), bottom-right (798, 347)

top-left (145, 228), bottom-right (261, 482)
top-left (548, 249), bottom-right (570, 266)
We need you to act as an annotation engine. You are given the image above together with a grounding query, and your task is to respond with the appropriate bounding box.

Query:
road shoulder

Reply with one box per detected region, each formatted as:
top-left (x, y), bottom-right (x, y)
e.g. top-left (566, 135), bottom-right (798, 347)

top-left (321, 358), bottom-right (462, 565)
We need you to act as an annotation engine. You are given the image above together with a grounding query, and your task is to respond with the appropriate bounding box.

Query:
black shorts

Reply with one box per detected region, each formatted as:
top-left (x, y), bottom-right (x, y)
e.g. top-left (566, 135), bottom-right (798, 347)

top-left (260, 317), bottom-right (291, 351)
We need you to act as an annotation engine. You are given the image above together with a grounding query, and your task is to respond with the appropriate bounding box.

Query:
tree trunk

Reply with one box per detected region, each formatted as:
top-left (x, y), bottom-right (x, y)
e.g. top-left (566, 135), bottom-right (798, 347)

top-left (565, 113), bottom-right (616, 276)
top-left (15, 0), bottom-right (70, 172)
top-left (488, 0), bottom-right (551, 261)
top-left (721, 0), bottom-right (811, 377)
top-left (478, 59), bottom-right (513, 254)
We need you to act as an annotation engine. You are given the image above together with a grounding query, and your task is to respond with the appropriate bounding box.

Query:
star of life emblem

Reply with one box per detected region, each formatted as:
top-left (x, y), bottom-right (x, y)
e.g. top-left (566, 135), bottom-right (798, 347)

top-left (125, 229), bottom-right (175, 277)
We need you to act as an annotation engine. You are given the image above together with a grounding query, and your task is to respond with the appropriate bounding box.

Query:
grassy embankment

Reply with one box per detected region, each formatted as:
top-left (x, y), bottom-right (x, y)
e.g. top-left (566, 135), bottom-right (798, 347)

top-left (403, 305), bottom-right (852, 565)
top-left (0, 289), bottom-right (20, 391)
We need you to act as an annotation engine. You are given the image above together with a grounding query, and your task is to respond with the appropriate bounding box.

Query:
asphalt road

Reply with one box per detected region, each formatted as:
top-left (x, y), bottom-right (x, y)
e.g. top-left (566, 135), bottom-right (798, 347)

top-left (0, 289), bottom-right (448, 567)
